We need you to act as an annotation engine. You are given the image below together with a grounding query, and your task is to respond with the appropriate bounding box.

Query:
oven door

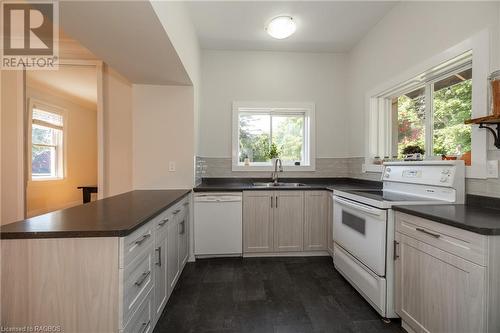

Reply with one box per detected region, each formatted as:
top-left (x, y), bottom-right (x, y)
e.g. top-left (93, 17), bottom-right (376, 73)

top-left (333, 196), bottom-right (387, 276)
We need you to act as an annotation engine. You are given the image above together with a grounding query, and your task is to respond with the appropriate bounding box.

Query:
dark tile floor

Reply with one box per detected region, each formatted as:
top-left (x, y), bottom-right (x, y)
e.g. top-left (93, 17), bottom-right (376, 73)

top-left (153, 256), bottom-right (405, 333)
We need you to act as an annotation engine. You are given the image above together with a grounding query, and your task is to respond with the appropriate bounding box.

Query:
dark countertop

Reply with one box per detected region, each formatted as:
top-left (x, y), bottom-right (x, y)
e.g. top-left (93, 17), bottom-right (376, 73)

top-left (1, 190), bottom-right (191, 239)
top-left (393, 195), bottom-right (500, 236)
top-left (193, 177), bottom-right (382, 192)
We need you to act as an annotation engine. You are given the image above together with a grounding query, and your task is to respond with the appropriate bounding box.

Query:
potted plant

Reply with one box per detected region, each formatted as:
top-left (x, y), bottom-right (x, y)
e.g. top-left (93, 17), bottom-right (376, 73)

top-left (401, 145), bottom-right (425, 161)
top-left (267, 143), bottom-right (280, 165)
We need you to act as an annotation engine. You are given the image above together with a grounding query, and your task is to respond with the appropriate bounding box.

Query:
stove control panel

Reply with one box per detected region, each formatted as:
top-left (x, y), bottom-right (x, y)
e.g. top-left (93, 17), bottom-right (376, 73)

top-left (382, 162), bottom-right (463, 188)
top-left (382, 161), bottom-right (465, 204)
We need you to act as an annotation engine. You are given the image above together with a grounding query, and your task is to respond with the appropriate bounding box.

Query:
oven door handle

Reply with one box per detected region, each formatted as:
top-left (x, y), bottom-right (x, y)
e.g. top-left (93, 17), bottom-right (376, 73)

top-left (334, 196), bottom-right (385, 216)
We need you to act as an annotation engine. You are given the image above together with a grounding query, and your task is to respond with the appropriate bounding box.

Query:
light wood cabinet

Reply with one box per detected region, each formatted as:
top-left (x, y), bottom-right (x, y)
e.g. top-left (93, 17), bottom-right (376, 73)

top-left (327, 192), bottom-right (334, 255)
top-left (243, 190), bottom-right (335, 254)
top-left (153, 216), bottom-right (169, 319)
top-left (0, 194), bottom-right (191, 333)
top-left (304, 191), bottom-right (328, 251)
top-left (243, 191), bottom-right (274, 253)
top-left (167, 215), bottom-right (180, 292)
top-left (178, 202), bottom-right (189, 268)
top-left (274, 191), bottom-right (304, 252)
top-left (395, 232), bottom-right (485, 333)
top-left (394, 212), bottom-right (500, 333)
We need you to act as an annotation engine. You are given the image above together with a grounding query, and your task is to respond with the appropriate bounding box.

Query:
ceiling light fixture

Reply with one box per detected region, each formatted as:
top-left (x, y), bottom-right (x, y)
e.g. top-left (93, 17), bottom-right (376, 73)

top-left (266, 16), bottom-right (296, 40)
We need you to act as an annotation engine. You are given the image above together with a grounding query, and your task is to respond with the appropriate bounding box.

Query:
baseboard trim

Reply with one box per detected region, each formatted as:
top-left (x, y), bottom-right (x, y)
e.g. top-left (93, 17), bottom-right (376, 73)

top-left (243, 250), bottom-right (330, 258)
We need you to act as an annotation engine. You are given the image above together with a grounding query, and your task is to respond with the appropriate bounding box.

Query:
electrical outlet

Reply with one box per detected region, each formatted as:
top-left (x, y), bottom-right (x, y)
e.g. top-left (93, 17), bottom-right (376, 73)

top-left (169, 161), bottom-right (176, 172)
top-left (487, 160), bottom-right (498, 178)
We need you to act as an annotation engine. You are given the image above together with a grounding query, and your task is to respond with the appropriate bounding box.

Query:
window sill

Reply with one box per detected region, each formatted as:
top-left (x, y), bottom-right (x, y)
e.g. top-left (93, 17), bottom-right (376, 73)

top-left (362, 164), bottom-right (383, 173)
top-left (30, 177), bottom-right (65, 183)
top-left (232, 164), bottom-right (316, 172)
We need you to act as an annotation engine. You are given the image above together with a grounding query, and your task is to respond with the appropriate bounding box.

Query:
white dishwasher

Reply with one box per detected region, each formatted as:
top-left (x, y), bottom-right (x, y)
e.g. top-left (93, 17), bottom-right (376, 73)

top-left (194, 193), bottom-right (242, 257)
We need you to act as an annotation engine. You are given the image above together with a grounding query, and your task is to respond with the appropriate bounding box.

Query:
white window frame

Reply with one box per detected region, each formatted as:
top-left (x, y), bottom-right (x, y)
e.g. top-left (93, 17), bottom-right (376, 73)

top-left (232, 101), bottom-right (316, 171)
top-left (364, 30), bottom-right (490, 179)
top-left (28, 98), bottom-right (67, 181)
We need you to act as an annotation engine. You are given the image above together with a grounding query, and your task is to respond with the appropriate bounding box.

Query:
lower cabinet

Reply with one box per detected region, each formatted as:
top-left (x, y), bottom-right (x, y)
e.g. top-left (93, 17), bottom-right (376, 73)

top-left (274, 191), bottom-right (304, 252)
top-left (243, 190), bottom-right (330, 254)
top-left (394, 212), bottom-right (500, 333)
top-left (304, 191), bottom-right (329, 251)
top-left (153, 214), bottom-right (170, 319)
top-left (243, 191), bottom-right (274, 253)
top-left (166, 213), bottom-right (180, 292)
top-left (121, 195), bottom-right (191, 332)
top-left (123, 289), bottom-right (153, 333)
top-left (178, 202), bottom-right (190, 268)
top-left (327, 193), bottom-right (334, 255)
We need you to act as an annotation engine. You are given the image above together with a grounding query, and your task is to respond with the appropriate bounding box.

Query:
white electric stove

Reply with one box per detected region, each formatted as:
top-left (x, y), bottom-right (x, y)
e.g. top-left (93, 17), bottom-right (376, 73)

top-left (332, 161), bottom-right (465, 319)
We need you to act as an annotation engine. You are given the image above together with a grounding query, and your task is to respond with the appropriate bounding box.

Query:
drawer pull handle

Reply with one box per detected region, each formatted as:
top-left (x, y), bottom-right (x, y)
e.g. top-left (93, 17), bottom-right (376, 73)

top-left (158, 218), bottom-right (169, 226)
top-left (139, 320), bottom-right (150, 333)
top-left (173, 209), bottom-right (181, 215)
top-left (134, 234), bottom-right (151, 246)
top-left (416, 227), bottom-right (440, 238)
top-left (134, 271), bottom-right (151, 286)
top-left (155, 247), bottom-right (162, 266)
top-left (179, 221), bottom-right (185, 235)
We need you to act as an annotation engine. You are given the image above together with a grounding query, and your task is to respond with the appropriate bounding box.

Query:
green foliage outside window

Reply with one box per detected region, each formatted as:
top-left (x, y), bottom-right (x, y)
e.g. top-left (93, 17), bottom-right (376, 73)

top-left (397, 78), bottom-right (472, 156)
top-left (239, 114), bottom-right (304, 163)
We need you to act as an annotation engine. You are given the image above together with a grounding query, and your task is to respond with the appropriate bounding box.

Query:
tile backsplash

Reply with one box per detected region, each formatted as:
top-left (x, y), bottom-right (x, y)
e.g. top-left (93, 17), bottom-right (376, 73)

top-left (197, 156), bottom-right (500, 198)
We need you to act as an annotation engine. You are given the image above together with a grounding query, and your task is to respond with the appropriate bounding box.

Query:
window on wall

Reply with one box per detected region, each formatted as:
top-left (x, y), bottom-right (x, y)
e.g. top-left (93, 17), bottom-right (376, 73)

top-left (392, 68), bottom-right (472, 160)
top-left (30, 102), bottom-right (65, 180)
top-left (232, 102), bottom-right (315, 171)
top-left (367, 51), bottom-right (477, 169)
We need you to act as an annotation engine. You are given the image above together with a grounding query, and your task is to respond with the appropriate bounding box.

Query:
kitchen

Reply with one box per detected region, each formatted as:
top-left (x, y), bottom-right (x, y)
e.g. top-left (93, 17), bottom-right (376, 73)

top-left (1, 1), bottom-right (500, 333)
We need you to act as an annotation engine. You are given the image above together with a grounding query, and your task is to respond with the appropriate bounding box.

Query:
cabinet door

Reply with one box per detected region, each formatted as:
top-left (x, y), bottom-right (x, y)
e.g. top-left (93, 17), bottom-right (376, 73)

top-left (274, 191), bottom-right (304, 252)
top-left (177, 203), bottom-right (189, 269)
top-left (153, 233), bottom-right (167, 319)
top-left (327, 193), bottom-right (334, 254)
top-left (166, 219), bottom-right (179, 295)
top-left (304, 191), bottom-right (328, 251)
top-left (243, 191), bottom-right (274, 253)
top-left (395, 232), bottom-right (485, 333)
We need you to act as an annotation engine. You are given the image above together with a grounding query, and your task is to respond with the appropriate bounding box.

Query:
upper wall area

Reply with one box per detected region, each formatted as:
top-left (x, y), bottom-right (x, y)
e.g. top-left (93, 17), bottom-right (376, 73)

top-left (347, 1), bottom-right (500, 156)
top-left (199, 50), bottom-right (349, 158)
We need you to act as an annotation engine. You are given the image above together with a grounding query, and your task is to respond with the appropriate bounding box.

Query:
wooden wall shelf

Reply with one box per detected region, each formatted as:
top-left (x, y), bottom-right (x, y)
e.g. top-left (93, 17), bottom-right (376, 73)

top-left (465, 115), bottom-right (500, 148)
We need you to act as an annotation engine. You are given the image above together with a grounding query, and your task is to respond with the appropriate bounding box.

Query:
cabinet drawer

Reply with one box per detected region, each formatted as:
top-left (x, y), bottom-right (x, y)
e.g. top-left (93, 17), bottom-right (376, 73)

top-left (395, 212), bottom-right (487, 266)
top-left (120, 222), bottom-right (154, 268)
top-left (121, 248), bottom-right (154, 327)
top-left (154, 208), bottom-right (173, 239)
top-left (122, 289), bottom-right (153, 333)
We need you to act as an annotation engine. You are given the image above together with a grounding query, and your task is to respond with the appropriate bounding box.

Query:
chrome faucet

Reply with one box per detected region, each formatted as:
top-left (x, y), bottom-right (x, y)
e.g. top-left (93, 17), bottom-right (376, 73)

top-left (271, 158), bottom-right (283, 184)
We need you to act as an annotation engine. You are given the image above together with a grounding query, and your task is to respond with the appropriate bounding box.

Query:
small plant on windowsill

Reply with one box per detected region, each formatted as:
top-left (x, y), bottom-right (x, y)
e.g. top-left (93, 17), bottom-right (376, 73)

top-left (402, 145), bottom-right (425, 161)
top-left (267, 143), bottom-right (280, 165)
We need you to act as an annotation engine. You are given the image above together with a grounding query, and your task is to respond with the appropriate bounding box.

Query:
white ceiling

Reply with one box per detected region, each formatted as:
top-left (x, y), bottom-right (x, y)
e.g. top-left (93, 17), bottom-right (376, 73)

top-left (187, 1), bottom-right (397, 52)
top-left (27, 65), bottom-right (98, 106)
top-left (60, 1), bottom-right (191, 85)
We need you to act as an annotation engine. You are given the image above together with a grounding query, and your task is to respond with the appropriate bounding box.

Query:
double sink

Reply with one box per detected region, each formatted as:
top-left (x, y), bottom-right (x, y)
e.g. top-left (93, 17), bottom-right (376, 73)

top-left (252, 182), bottom-right (306, 187)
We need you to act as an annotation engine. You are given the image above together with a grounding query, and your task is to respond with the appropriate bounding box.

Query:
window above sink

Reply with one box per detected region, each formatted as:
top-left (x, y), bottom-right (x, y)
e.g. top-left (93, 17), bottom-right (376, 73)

top-left (232, 101), bottom-right (316, 171)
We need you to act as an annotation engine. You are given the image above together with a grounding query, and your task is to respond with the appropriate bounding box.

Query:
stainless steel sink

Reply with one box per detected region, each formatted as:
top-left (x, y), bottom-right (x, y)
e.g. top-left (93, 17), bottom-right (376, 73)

top-left (252, 182), bottom-right (307, 187)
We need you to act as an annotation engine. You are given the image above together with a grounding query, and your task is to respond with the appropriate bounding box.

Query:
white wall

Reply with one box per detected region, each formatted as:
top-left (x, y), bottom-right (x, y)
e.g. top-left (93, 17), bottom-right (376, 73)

top-left (199, 50), bottom-right (349, 158)
top-left (151, 1), bottom-right (201, 154)
top-left (103, 65), bottom-right (133, 197)
top-left (348, 1), bottom-right (500, 156)
top-left (132, 85), bottom-right (195, 189)
top-left (1, 71), bottom-right (24, 224)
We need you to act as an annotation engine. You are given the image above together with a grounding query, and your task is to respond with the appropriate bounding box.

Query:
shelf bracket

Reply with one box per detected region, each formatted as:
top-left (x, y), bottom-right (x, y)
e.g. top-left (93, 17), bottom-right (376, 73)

top-left (478, 123), bottom-right (500, 149)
